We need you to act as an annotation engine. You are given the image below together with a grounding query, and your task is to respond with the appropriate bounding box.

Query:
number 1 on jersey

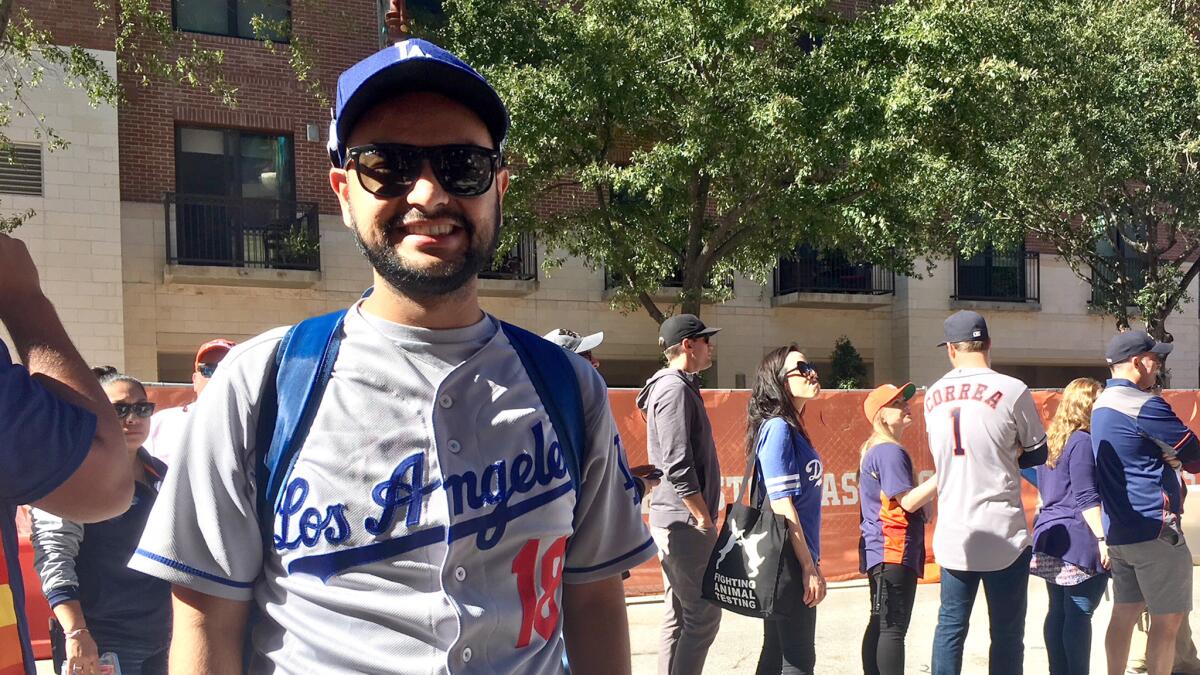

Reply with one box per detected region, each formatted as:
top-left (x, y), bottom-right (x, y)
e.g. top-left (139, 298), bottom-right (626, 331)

top-left (950, 407), bottom-right (966, 456)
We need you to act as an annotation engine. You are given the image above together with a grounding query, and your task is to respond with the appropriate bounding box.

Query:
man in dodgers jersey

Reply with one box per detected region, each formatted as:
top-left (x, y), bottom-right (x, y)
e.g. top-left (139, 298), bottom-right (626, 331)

top-left (130, 39), bottom-right (655, 674)
top-left (924, 311), bottom-right (1048, 675)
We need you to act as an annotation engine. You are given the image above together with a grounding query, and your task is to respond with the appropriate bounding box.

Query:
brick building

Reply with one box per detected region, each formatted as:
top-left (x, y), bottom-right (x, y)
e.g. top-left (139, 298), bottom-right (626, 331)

top-left (4, 0), bottom-right (1197, 391)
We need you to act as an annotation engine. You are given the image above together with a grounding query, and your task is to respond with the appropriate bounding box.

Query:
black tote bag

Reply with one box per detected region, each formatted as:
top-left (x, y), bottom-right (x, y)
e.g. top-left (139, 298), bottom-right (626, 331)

top-left (701, 440), bottom-right (804, 618)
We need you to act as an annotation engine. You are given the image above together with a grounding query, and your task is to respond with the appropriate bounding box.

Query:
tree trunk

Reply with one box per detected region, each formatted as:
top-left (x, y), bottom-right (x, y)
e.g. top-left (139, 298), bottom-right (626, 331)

top-left (680, 284), bottom-right (702, 319)
top-left (0, 0), bottom-right (13, 44)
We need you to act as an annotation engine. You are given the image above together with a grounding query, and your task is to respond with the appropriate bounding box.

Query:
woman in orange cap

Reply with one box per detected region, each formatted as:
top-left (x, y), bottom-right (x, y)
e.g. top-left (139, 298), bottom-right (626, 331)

top-left (858, 382), bottom-right (938, 675)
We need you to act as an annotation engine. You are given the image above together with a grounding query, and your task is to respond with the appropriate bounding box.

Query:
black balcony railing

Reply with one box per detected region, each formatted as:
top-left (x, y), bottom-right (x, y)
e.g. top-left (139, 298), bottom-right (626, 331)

top-left (953, 250), bottom-right (1040, 303)
top-left (773, 247), bottom-right (894, 296)
top-left (165, 193), bottom-right (320, 271)
top-left (1090, 257), bottom-right (1147, 307)
top-left (480, 233), bottom-right (538, 281)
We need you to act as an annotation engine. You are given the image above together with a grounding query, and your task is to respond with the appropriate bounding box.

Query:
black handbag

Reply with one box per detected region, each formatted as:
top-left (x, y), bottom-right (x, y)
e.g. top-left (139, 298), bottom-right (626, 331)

top-left (701, 448), bottom-right (804, 618)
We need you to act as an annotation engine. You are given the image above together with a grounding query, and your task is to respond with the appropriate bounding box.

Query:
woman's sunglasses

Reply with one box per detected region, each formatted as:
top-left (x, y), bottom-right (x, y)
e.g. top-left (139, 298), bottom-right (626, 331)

top-left (197, 362), bottom-right (219, 378)
top-left (782, 361), bottom-right (816, 378)
top-left (346, 143), bottom-right (504, 198)
top-left (114, 401), bottom-right (156, 419)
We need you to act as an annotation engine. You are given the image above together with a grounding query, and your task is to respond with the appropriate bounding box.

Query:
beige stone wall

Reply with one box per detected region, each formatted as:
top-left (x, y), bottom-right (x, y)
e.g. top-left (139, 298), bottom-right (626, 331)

top-left (121, 204), bottom-right (370, 381)
top-left (0, 51), bottom-right (124, 368)
top-left (119, 224), bottom-right (1200, 390)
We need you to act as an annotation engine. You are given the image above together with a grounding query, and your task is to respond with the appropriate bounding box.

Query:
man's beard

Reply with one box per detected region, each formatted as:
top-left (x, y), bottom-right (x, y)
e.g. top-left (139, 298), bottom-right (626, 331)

top-left (351, 201), bottom-right (501, 299)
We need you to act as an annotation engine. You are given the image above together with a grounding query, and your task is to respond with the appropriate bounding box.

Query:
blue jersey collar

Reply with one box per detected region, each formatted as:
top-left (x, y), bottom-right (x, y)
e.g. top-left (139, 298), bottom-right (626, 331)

top-left (1105, 378), bottom-right (1139, 390)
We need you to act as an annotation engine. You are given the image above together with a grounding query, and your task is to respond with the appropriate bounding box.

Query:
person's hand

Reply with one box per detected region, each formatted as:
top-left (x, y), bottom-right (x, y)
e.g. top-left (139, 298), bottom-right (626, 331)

top-left (694, 517), bottom-right (714, 534)
top-left (0, 234), bottom-right (43, 314)
top-left (635, 476), bottom-right (660, 495)
top-left (1164, 453), bottom-right (1183, 471)
top-left (802, 565), bottom-right (827, 607)
top-left (1098, 541), bottom-right (1110, 570)
top-left (630, 465), bottom-right (662, 494)
top-left (63, 628), bottom-right (100, 675)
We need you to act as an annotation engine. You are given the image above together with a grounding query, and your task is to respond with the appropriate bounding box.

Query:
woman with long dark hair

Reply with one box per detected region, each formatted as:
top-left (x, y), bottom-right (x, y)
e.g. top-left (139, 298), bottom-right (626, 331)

top-left (747, 344), bottom-right (825, 675)
top-left (31, 367), bottom-right (171, 675)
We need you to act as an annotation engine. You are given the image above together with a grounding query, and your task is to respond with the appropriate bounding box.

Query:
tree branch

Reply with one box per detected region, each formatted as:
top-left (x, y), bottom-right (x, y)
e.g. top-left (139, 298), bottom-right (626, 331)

top-left (637, 291), bottom-right (667, 325)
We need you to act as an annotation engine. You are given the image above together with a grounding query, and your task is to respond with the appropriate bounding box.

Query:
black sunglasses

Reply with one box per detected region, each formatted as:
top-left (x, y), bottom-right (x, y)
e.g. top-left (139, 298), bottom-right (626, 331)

top-left (114, 401), bottom-right (156, 419)
top-left (197, 363), bottom-right (219, 378)
top-left (782, 361), bottom-right (815, 378)
top-left (346, 143), bottom-right (503, 198)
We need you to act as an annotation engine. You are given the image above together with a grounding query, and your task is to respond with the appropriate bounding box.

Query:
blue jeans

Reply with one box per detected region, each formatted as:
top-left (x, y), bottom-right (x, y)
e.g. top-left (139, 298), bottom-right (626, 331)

top-left (932, 547), bottom-right (1032, 675)
top-left (1043, 575), bottom-right (1108, 675)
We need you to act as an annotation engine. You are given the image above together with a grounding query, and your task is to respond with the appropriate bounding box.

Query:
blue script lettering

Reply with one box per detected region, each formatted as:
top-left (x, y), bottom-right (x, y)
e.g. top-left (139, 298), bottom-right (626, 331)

top-left (274, 478), bottom-right (352, 551)
top-left (365, 452), bottom-right (441, 534)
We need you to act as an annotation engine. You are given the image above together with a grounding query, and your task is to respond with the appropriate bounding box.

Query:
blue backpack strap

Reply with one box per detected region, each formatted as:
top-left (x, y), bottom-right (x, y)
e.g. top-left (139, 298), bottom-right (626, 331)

top-left (254, 309), bottom-right (349, 543)
top-left (500, 322), bottom-right (586, 528)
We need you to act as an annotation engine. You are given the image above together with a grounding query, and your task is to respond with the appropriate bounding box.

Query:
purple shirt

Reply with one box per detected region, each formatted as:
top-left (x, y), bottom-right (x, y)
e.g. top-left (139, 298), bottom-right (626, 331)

top-left (1033, 430), bottom-right (1105, 573)
top-left (0, 341), bottom-right (96, 675)
top-left (858, 443), bottom-right (926, 576)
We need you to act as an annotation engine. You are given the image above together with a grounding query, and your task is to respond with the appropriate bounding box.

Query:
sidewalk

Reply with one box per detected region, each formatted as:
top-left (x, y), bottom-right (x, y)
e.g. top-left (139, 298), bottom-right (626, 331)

top-left (627, 569), bottom-right (1194, 674)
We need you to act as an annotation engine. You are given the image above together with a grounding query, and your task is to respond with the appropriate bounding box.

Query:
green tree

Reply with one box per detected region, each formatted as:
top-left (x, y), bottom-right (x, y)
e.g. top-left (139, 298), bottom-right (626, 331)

top-left (440, 0), bottom-right (931, 324)
top-left (821, 0), bottom-right (1200, 343)
top-left (0, 0), bottom-right (334, 232)
top-left (829, 336), bottom-right (867, 389)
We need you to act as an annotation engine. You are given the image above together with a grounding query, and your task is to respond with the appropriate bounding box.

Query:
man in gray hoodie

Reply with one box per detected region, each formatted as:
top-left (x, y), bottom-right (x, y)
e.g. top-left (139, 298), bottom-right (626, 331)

top-left (637, 313), bottom-right (723, 675)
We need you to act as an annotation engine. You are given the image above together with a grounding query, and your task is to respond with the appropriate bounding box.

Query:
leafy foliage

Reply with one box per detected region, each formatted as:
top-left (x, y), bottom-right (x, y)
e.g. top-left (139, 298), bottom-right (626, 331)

top-left (829, 335), bottom-right (867, 389)
top-left (823, 0), bottom-right (1200, 340)
top-left (439, 0), bottom-right (933, 323)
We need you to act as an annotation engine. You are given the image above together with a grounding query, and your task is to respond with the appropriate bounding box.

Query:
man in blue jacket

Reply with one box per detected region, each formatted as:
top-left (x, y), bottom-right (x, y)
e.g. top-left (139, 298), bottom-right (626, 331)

top-left (1092, 330), bottom-right (1200, 675)
top-left (0, 233), bottom-right (130, 675)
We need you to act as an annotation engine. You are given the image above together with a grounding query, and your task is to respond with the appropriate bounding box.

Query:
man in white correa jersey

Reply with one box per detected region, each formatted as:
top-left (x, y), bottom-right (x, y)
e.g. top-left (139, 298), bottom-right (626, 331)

top-left (924, 310), bottom-right (1048, 675)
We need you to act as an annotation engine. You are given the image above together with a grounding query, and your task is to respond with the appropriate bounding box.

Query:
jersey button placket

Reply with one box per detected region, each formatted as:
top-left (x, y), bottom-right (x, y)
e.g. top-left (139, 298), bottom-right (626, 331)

top-left (454, 566), bottom-right (467, 582)
top-left (448, 439), bottom-right (462, 453)
top-left (461, 646), bottom-right (473, 663)
top-left (439, 393), bottom-right (454, 409)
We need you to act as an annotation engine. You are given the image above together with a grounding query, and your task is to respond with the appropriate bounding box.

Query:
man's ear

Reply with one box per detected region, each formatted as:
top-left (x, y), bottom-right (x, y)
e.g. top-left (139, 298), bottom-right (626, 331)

top-left (330, 167), bottom-right (355, 228)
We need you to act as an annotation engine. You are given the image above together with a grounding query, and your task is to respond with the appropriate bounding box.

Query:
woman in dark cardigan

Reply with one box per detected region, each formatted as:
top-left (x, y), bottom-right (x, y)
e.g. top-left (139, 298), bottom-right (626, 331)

top-left (1031, 377), bottom-right (1109, 675)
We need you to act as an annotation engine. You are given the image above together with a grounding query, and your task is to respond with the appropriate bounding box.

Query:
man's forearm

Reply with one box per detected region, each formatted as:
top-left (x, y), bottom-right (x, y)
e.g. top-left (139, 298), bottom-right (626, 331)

top-left (681, 493), bottom-right (712, 525)
top-left (170, 587), bottom-right (250, 675)
top-left (7, 294), bottom-right (130, 521)
top-left (563, 576), bottom-right (631, 675)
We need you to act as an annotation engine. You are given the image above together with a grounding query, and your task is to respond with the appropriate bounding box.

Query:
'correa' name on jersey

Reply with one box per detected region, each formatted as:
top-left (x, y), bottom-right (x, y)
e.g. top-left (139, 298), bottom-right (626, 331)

top-left (924, 382), bottom-right (1005, 412)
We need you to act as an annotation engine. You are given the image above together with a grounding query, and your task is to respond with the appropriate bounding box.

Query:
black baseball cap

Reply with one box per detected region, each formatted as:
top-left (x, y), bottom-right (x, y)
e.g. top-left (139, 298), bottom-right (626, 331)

top-left (937, 310), bottom-right (990, 347)
top-left (660, 314), bottom-right (720, 349)
top-left (327, 39), bottom-right (510, 167)
top-left (1105, 330), bottom-right (1173, 365)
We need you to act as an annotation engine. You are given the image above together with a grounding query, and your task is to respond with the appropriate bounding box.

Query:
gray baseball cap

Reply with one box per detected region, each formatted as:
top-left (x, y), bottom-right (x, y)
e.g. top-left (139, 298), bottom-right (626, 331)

top-left (543, 329), bottom-right (604, 354)
top-left (937, 310), bottom-right (990, 347)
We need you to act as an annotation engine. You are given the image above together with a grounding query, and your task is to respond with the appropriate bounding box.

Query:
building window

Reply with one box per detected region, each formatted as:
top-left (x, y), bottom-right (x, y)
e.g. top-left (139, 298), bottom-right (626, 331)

top-left (0, 143), bottom-right (42, 196)
top-left (174, 0), bottom-right (289, 41)
top-left (954, 244), bottom-right (1040, 303)
top-left (169, 127), bottom-right (319, 271)
top-left (1092, 222), bottom-right (1147, 306)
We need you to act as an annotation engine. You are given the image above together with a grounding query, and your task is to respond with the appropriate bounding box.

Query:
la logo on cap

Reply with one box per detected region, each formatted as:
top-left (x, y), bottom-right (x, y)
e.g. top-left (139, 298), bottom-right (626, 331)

top-left (396, 41), bottom-right (429, 59)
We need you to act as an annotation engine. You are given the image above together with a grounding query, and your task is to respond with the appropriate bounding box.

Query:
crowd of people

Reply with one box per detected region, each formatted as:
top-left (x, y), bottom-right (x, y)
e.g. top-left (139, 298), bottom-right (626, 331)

top-left (3, 35), bottom-right (1200, 675)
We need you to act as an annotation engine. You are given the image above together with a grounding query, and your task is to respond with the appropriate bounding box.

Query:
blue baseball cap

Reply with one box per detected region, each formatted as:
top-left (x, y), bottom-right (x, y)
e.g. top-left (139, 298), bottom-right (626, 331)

top-left (937, 310), bottom-right (990, 347)
top-left (1105, 330), bottom-right (1173, 365)
top-left (327, 39), bottom-right (510, 167)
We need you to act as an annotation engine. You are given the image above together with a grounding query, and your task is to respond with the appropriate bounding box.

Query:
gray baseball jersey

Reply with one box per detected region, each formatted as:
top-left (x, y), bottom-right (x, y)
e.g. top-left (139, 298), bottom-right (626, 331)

top-left (924, 367), bottom-right (1046, 571)
top-left (130, 303), bottom-right (655, 674)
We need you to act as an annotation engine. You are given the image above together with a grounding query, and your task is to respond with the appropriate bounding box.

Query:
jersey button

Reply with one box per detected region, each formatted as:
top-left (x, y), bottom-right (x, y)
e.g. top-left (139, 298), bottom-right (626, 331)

top-left (454, 566), bottom-right (467, 581)
top-left (448, 439), bottom-right (462, 453)
top-left (461, 647), bottom-right (473, 663)
top-left (439, 394), bottom-right (454, 408)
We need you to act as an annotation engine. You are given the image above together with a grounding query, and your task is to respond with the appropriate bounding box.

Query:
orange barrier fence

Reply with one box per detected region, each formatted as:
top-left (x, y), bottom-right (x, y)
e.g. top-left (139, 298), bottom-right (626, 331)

top-left (127, 385), bottom-right (1200, 596)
